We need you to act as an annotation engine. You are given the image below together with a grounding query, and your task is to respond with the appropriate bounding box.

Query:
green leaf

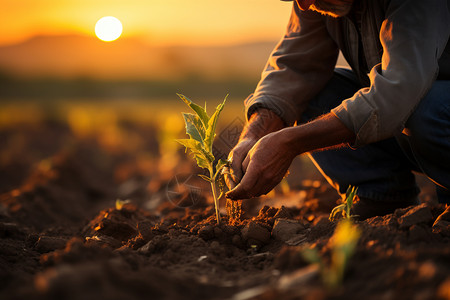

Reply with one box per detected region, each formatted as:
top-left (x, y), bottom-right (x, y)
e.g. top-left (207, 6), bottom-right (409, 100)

top-left (346, 186), bottom-right (357, 205)
top-left (345, 186), bottom-right (358, 218)
top-left (345, 185), bottom-right (357, 201)
top-left (329, 204), bottom-right (346, 221)
top-left (194, 155), bottom-right (210, 170)
top-left (176, 139), bottom-right (214, 169)
top-left (182, 113), bottom-right (206, 144)
top-left (176, 138), bottom-right (200, 151)
top-left (177, 94), bottom-right (210, 129)
top-left (205, 96), bottom-right (227, 151)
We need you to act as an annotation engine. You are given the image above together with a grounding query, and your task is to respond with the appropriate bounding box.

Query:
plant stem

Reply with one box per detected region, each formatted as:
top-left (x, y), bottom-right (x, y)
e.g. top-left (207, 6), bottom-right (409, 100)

top-left (209, 167), bottom-right (221, 225)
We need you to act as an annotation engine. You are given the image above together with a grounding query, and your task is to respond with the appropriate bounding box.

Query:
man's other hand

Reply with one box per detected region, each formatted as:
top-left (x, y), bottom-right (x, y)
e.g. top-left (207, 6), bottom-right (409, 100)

top-left (227, 138), bottom-right (258, 184)
top-left (225, 130), bottom-right (296, 200)
top-left (224, 108), bottom-right (285, 196)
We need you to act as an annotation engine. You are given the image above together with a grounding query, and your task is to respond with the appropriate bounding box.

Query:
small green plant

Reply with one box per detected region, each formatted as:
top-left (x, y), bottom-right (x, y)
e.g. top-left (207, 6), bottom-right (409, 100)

top-left (329, 186), bottom-right (358, 222)
top-left (176, 94), bottom-right (229, 224)
top-left (115, 199), bottom-right (131, 210)
top-left (302, 219), bottom-right (361, 289)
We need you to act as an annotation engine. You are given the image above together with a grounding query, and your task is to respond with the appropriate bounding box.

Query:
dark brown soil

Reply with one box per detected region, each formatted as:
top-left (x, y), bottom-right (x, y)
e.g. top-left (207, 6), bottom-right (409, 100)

top-left (1, 123), bottom-right (449, 300)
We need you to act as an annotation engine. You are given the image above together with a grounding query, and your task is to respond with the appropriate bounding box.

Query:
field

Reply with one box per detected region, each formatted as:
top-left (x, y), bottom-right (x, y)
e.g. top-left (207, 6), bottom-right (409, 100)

top-left (1, 99), bottom-right (449, 300)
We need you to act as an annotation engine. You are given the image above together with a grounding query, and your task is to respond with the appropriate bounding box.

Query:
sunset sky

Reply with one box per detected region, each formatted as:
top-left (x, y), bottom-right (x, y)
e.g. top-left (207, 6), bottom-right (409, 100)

top-left (0, 0), bottom-right (293, 46)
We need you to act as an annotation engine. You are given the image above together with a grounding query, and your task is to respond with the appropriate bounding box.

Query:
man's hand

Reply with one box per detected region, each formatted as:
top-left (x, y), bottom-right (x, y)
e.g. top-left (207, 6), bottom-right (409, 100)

top-left (227, 138), bottom-right (258, 185)
top-left (226, 113), bottom-right (356, 200)
top-left (226, 130), bottom-right (296, 200)
top-left (225, 108), bottom-right (285, 188)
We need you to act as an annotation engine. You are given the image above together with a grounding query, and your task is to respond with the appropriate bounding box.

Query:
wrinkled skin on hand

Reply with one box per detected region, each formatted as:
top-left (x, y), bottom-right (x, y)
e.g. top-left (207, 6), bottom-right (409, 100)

top-left (224, 110), bottom-right (356, 201)
top-left (223, 108), bottom-right (285, 199)
top-left (226, 138), bottom-right (257, 184)
top-left (225, 131), bottom-right (296, 200)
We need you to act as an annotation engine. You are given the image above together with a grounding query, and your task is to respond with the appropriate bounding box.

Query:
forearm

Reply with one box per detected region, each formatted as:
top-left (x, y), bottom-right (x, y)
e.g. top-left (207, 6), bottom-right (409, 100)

top-left (244, 7), bottom-right (338, 128)
top-left (280, 113), bottom-right (356, 156)
top-left (240, 108), bottom-right (285, 141)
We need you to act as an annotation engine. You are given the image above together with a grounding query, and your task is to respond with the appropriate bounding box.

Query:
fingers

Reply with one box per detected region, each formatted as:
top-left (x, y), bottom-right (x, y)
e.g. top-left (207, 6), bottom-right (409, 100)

top-left (242, 155), bottom-right (250, 173)
top-left (225, 173), bottom-right (276, 200)
top-left (228, 151), bottom-right (243, 183)
top-left (223, 166), bottom-right (237, 190)
top-left (225, 161), bottom-right (285, 200)
top-left (229, 142), bottom-right (251, 185)
top-left (226, 159), bottom-right (269, 200)
top-left (228, 138), bottom-right (258, 184)
top-left (225, 169), bottom-right (258, 200)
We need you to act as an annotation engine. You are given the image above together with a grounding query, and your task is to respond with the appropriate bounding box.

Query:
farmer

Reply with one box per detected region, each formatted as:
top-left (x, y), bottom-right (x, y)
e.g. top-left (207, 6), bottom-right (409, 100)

top-left (225, 0), bottom-right (450, 220)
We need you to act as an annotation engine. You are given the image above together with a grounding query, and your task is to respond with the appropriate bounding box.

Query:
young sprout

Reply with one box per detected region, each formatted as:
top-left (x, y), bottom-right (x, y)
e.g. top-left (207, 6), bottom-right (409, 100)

top-left (176, 94), bottom-right (229, 224)
top-left (115, 199), bottom-right (131, 210)
top-left (302, 219), bottom-right (361, 289)
top-left (329, 186), bottom-right (358, 222)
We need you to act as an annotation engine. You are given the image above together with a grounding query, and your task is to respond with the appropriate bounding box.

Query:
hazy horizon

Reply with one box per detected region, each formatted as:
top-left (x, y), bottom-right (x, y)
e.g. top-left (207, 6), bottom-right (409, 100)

top-left (0, 33), bottom-right (281, 82)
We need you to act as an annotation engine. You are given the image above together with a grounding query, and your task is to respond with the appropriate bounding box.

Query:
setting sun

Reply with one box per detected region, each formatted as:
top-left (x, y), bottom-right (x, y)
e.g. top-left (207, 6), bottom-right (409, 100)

top-left (95, 16), bottom-right (122, 42)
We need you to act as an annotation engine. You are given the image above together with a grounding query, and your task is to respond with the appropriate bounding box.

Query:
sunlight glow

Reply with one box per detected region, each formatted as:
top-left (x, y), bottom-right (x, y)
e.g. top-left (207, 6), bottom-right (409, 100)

top-left (95, 16), bottom-right (122, 42)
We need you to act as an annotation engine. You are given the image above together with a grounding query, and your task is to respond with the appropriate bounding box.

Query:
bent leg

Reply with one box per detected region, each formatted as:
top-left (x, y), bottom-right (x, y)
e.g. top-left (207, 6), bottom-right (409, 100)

top-left (301, 69), bottom-right (419, 202)
top-left (399, 80), bottom-right (450, 203)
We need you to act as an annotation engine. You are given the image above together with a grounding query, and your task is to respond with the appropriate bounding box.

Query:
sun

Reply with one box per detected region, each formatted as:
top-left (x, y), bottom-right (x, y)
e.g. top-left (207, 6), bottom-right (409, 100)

top-left (95, 16), bottom-right (123, 42)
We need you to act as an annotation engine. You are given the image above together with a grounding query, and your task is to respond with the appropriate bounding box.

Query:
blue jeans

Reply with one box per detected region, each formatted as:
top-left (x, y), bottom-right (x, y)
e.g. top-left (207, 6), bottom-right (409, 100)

top-left (302, 68), bottom-right (450, 204)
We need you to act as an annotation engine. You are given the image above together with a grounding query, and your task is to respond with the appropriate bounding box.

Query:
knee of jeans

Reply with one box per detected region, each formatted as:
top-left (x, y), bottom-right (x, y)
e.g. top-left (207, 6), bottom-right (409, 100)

top-left (405, 86), bottom-right (450, 144)
top-left (404, 111), bottom-right (432, 143)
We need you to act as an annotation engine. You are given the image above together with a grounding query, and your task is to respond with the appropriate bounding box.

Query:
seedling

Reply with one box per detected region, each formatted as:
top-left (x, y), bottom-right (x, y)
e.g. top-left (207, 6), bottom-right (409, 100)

top-left (329, 186), bottom-right (358, 221)
top-left (302, 219), bottom-right (361, 289)
top-left (115, 199), bottom-right (131, 210)
top-left (176, 94), bottom-right (229, 224)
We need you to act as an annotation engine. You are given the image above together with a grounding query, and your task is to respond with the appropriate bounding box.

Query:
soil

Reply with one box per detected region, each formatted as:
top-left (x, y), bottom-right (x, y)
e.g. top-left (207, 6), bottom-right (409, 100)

top-left (1, 122), bottom-right (449, 300)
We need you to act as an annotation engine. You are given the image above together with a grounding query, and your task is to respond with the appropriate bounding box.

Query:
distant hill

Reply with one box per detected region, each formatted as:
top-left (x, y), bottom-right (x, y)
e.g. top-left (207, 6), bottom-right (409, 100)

top-left (0, 35), bottom-right (280, 81)
top-left (0, 35), bottom-right (349, 99)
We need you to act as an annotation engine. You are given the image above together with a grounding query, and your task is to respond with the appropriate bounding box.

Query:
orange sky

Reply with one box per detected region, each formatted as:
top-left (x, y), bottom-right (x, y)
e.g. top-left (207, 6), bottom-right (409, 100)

top-left (0, 0), bottom-right (293, 46)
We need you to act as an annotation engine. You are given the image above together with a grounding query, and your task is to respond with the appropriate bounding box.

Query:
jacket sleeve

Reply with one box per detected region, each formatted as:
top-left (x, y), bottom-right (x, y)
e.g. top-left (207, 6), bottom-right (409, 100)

top-left (245, 4), bottom-right (339, 126)
top-left (332, 0), bottom-right (450, 147)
